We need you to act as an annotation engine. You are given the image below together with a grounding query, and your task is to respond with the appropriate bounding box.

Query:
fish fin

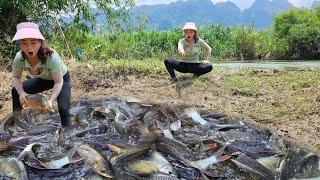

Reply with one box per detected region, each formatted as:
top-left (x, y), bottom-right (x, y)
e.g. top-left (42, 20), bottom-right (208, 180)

top-left (202, 142), bottom-right (218, 152)
top-left (17, 143), bottom-right (37, 161)
top-left (0, 141), bottom-right (10, 151)
top-left (67, 146), bottom-right (78, 159)
top-left (156, 120), bottom-right (167, 131)
top-left (39, 161), bottom-right (49, 169)
top-left (67, 146), bottom-right (83, 163)
top-left (216, 155), bottom-right (230, 163)
top-left (97, 170), bottom-right (113, 178)
top-left (107, 144), bottom-right (122, 153)
top-left (214, 142), bottom-right (230, 157)
top-left (17, 150), bottom-right (26, 161)
top-left (200, 172), bottom-right (210, 180)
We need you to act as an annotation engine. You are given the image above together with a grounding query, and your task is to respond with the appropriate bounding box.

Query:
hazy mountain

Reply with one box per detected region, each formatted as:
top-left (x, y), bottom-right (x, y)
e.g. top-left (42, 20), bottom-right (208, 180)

top-left (312, 1), bottom-right (320, 8)
top-left (129, 0), bottom-right (294, 30)
top-left (130, 0), bottom-right (221, 29)
top-left (241, 0), bottom-right (293, 28)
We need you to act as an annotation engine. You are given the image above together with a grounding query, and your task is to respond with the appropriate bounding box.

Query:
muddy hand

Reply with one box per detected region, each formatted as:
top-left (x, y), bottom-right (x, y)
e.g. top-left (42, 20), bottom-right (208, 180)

top-left (202, 60), bottom-right (211, 64)
top-left (178, 49), bottom-right (185, 57)
top-left (45, 100), bottom-right (55, 113)
top-left (19, 92), bottom-right (28, 107)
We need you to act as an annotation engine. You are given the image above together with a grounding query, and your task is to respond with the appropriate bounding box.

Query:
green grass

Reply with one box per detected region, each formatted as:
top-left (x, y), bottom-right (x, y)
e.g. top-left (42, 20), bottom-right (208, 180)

top-left (86, 58), bottom-right (320, 112)
top-left (48, 24), bottom-right (280, 62)
top-left (90, 57), bottom-right (167, 75)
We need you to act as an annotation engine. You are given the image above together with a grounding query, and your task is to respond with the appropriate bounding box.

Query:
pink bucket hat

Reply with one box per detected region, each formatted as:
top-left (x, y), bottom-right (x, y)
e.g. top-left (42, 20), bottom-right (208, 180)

top-left (183, 22), bottom-right (197, 31)
top-left (12, 22), bottom-right (45, 41)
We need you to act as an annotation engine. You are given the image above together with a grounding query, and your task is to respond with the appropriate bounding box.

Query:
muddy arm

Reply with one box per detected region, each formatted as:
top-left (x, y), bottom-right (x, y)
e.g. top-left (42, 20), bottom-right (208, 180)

top-left (49, 72), bottom-right (63, 102)
top-left (12, 69), bottom-right (24, 95)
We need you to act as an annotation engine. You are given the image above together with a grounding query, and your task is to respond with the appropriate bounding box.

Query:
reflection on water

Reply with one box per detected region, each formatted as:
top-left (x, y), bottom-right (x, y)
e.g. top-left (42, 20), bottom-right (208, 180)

top-left (212, 60), bottom-right (320, 70)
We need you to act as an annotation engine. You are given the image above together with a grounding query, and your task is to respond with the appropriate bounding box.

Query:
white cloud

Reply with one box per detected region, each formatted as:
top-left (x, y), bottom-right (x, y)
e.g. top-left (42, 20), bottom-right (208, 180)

top-left (288, 0), bottom-right (315, 8)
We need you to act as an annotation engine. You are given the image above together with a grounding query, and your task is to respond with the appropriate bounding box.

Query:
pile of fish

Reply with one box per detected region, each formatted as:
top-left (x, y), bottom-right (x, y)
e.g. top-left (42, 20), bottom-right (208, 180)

top-left (0, 95), bottom-right (319, 179)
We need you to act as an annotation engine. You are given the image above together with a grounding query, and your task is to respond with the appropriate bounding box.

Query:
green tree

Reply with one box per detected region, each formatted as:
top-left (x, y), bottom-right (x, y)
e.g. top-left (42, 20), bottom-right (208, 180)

top-left (1, 0), bottom-right (134, 36)
top-left (0, 0), bottom-right (134, 66)
top-left (233, 26), bottom-right (257, 60)
top-left (273, 8), bottom-right (320, 59)
top-left (313, 4), bottom-right (320, 17)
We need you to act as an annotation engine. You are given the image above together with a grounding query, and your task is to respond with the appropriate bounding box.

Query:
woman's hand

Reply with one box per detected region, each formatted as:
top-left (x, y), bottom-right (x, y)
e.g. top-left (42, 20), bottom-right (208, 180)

top-left (202, 60), bottom-right (211, 64)
top-left (178, 49), bottom-right (185, 57)
top-left (45, 99), bottom-right (54, 112)
top-left (19, 91), bottom-right (28, 107)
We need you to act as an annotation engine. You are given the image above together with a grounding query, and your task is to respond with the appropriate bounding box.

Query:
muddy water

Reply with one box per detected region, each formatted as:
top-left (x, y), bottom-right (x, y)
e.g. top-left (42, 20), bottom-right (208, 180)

top-left (212, 60), bottom-right (320, 70)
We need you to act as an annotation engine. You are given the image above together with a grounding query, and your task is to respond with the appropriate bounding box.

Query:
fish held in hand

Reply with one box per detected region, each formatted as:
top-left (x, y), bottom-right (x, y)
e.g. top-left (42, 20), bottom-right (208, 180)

top-left (24, 94), bottom-right (47, 112)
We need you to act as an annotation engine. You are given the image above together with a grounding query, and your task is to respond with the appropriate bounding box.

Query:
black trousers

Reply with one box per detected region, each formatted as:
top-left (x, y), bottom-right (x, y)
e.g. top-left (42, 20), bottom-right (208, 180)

top-left (12, 72), bottom-right (71, 126)
top-left (164, 58), bottom-right (213, 78)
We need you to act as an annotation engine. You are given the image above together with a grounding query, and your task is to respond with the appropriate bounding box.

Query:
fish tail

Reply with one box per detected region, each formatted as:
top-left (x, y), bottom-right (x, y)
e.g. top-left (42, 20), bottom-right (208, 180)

top-left (107, 143), bottom-right (122, 154)
top-left (216, 154), bottom-right (231, 163)
top-left (68, 146), bottom-right (83, 163)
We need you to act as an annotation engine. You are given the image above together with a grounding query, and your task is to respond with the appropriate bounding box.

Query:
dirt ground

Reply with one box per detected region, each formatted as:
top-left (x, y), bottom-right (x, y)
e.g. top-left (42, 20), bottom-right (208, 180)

top-left (1, 62), bottom-right (320, 152)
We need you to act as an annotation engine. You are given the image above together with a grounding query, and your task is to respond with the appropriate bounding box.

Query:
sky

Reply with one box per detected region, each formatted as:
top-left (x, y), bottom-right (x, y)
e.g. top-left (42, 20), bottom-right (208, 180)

top-left (134, 0), bottom-right (317, 10)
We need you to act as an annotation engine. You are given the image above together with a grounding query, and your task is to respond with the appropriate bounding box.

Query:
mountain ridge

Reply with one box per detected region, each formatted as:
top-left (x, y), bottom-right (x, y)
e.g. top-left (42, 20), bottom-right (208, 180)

top-left (129, 0), bottom-right (294, 29)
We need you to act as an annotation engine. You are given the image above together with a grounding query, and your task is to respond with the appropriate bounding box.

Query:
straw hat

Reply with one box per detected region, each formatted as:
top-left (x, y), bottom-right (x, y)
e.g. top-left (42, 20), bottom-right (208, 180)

top-left (12, 22), bottom-right (45, 41)
top-left (183, 22), bottom-right (197, 31)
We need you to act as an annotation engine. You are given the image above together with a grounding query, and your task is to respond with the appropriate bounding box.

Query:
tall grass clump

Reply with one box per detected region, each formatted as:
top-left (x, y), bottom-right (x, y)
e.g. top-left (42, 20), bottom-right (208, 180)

top-left (199, 24), bottom-right (236, 59)
top-left (49, 24), bottom-right (246, 62)
top-left (49, 16), bottom-right (318, 62)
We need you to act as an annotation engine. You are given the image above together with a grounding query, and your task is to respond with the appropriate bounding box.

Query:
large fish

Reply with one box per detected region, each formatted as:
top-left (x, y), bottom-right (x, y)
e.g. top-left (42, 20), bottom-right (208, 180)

top-left (42, 147), bottom-right (82, 169)
top-left (109, 143), bottom-right (176, 177)
top-left (17, 146), bottom-right (80, 178)
top-left (280, 150), bottom-right (320, 179)
top-left (112, 106), bottom-right (132, 136)
top-left (231, 154), bottom-right (276, 180)
top-left (75, 143), bottom-right (113, 178)
top-left (0, 157), bottom-right (29, 180)
top-left (74, 107), bottom-right (95, 124)
top-left (138, 125), bottom-right (195, 164)
top-left (257, 154), bottom-right (284, 170)
top-left (190, 144), bottom-right (230, 170)
top-left (107, 143), bottom-right (153, 166)
top-left (225, 139), bottom-right (280, 158)
top-left (24, 94), bottom-right (47, 112)
top-left (17, 143), bottom-right (41, 162)
top-left (126, 160), bottom-right (159, 175)
top-left (149, 151), bottom-right (177, 176)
